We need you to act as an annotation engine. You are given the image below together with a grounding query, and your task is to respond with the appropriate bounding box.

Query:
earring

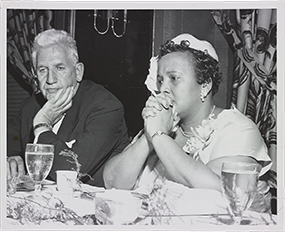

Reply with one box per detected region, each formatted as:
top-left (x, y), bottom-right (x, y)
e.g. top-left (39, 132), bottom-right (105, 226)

top-left (200, 92), bottom-right (205, 102)
top-left (200, 84), bottom-right (207, 103)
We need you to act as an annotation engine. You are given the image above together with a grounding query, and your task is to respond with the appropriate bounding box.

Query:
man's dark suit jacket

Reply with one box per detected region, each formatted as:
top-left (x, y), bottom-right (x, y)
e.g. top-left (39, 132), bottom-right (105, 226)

top-left (8, 80), bottom-right (129, 187)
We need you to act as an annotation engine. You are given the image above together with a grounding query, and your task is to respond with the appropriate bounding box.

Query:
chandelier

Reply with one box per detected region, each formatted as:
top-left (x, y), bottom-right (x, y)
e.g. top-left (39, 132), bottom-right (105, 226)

top-left (94, 10), bottom-right (127, 38)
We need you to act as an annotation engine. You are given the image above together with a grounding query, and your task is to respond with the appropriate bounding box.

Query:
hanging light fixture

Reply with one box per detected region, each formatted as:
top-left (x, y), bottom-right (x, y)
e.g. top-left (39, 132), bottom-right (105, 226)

top-left (94, 10), bottom-right (127, 38)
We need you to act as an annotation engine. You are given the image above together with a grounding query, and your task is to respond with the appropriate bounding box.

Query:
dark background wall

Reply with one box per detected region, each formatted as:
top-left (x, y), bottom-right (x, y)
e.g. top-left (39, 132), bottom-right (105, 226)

top-left (74, 10), bottom-right (153, 138)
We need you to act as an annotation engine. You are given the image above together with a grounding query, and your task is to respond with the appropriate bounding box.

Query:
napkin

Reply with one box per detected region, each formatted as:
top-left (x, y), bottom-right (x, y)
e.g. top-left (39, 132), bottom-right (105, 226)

top-left (138, 178), bottom-right (228, 217)
top-left (94, 189), bottom-right (146, 225)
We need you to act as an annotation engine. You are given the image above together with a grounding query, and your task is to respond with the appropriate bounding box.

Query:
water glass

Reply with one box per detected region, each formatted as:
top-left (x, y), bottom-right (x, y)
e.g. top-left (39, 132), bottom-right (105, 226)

top-left (25, 143), bottom-right (54, 192)
top-left (221, 162), bottom-right (261, 224)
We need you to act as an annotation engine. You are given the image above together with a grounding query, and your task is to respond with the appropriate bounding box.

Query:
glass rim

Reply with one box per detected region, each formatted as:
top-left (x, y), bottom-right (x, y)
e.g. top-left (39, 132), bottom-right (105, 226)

top-left (25, 143), bottom-right (54, 153)
top-left (26, 143), bottom-right (54, 147)
top-left (221, 161), bottom-right (262, 174)
top-left (222, 161), bottom-right (261, 167)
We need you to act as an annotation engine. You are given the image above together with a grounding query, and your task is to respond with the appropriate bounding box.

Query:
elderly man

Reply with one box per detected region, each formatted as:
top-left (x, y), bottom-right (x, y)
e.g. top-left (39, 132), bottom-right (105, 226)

top-left (7, 29), bottom-right (129, 187)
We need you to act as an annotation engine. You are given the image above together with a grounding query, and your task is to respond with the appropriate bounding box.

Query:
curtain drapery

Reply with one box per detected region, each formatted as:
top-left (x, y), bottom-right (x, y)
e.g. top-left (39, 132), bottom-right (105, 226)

top-left (211, 9), bottom-right (277, 189)
top-left (7, 10), bottom-right (54, 93)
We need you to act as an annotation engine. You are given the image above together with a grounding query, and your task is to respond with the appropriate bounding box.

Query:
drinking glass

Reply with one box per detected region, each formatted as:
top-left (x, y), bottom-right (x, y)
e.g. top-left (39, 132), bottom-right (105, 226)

top-left (221, 162), bottom-right (261, 224)
top-left (25, 143), bottom-right (54, 192)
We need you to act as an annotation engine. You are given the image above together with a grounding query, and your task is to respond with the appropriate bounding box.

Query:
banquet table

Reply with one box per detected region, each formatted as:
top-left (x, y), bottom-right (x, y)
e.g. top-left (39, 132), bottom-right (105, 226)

top-left (4, 179), bottom-right (278, 229)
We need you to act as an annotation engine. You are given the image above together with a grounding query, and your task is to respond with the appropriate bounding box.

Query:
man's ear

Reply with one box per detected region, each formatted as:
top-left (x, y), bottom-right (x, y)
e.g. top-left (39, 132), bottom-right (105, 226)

top-left (75, 62), bottom-right (84, 82)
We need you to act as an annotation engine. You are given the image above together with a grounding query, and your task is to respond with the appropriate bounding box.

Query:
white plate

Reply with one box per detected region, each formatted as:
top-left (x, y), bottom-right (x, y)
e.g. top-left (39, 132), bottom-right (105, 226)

top-left (16, 175), bottom-right (55, 191)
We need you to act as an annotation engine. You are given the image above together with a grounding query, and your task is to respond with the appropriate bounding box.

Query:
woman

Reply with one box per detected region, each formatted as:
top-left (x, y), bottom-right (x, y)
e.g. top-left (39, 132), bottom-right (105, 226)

top-left (103, 33), bottom-right (272, 193)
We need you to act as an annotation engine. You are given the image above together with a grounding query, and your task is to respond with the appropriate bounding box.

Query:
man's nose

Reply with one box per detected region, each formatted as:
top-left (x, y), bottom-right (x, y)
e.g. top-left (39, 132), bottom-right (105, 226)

top-left (46, 70), bottom-right (58, 85)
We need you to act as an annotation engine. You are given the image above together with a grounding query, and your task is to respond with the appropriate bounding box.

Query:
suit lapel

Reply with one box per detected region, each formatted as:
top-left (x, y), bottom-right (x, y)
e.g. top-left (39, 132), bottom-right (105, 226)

top-left (56, 82), bottom-right (84, 142)
top-left (56, 111), bottom-right (76, 142)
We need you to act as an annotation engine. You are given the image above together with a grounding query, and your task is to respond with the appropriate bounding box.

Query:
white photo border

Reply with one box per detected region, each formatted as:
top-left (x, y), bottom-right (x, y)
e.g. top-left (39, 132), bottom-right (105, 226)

top-left (0, 1), bottom-right (285, 231)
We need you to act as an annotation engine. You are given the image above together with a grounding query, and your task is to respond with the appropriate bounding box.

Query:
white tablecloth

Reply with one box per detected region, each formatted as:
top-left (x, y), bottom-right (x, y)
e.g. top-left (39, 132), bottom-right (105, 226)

top-left (4, 182), bottom-right (278, 229)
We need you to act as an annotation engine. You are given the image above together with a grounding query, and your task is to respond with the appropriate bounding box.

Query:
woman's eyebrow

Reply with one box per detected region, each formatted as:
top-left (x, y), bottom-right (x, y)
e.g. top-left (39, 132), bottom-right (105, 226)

top-left (166, 70), bottom-right (182, 75)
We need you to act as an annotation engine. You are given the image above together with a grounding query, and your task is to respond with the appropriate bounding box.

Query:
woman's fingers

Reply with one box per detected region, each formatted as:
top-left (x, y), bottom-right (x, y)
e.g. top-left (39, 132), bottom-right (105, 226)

top-left (145, 94), bottom-right (173, 111)
top-left (157, 94), bottom-right (174, 109)
top-left (147, 93), bottom-right (173, 110)
top-left (145, 96), bottom-right (162, 111)
top-left (142, 107), bottom-right (157, 120)
top-left (143, 93), bottom-right (175, 119)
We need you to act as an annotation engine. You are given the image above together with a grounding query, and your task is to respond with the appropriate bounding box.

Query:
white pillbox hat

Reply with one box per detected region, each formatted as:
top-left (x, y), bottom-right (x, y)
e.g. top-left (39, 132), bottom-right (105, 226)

top-left (145, 33), bottom-right (219, 94)
top-left (171, 33), bottom-right (219, 62)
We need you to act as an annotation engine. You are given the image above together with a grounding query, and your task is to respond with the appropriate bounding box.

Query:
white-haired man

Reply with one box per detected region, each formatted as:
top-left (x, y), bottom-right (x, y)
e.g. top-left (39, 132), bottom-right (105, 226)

top-left (7, 29), bottom-right (129, 187)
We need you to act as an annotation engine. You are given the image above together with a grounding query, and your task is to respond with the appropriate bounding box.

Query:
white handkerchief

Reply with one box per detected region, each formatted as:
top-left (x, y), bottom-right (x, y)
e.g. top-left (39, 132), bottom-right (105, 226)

top-left (66, 139), bottom-right (76, 148)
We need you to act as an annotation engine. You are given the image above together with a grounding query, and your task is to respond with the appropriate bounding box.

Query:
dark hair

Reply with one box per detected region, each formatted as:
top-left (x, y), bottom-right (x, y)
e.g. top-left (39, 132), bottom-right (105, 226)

top-left (158, 40), bottom-right (222, 96)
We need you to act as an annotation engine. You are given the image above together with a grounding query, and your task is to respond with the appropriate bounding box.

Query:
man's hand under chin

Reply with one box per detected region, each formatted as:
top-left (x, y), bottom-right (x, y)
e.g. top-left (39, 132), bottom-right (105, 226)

top-left (33, 86), bottom-right (75, 127)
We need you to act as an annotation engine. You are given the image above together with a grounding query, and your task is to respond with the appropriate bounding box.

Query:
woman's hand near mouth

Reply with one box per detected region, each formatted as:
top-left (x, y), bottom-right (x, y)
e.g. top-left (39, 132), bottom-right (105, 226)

top-left (142, 93), bottom-right (179, 141)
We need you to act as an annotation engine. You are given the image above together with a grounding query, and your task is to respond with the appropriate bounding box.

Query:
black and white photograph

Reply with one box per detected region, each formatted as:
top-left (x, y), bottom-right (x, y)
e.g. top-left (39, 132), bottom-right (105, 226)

top-left (1, 1), bottom-right (284, 231)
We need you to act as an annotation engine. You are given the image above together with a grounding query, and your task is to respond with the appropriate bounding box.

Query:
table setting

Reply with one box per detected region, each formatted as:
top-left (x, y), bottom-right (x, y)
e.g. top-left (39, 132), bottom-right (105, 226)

top-left (4, 143), bottom-right (279, 229)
